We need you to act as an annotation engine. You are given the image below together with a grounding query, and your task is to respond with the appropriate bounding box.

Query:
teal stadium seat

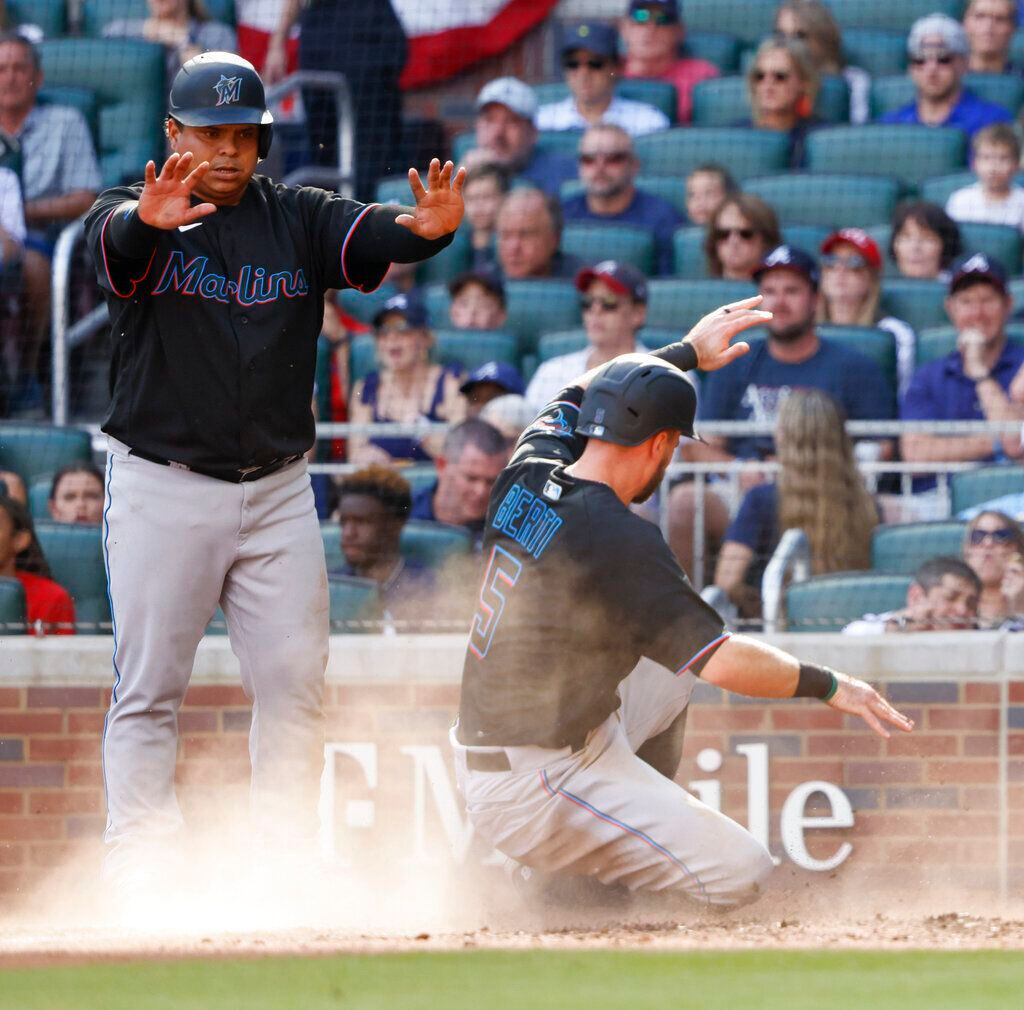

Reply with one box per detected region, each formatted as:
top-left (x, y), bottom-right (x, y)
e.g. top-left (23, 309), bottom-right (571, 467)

top-left (872, 74), bottom-right (1024, 120)
top-left (0, 424), bottom-right (92, 485)
top-left (375, 175), bottom-right (415, 206)
top-left (9, 0), bottom-right (66, 36)
top-left (561, 223), bottom-right (655, 274)
top-left (880, 279), bottom-right (951, 333)
top-left (781, 224), bottom-right (831, 252)
top-left (841, 28), bottom-right (907, 76)
top-left (503, 281), bottom-right (581, 355)
top-left (82, 0), bottom-right (238, 34)
top-left (337, 284), bottom-right (401, 327)
top-left (785, 572), bottom-right (913, 631)
top-left (743, 174), bottom-right (899, 229)
top-left (870, 522), bottom-right (967, 575)
top-left (38, 39), bottom-right (165, 187)
top-left (328, 576), bottom-right (382, 633)
top-left (671, 226), bottom-right (710, 279)
top-left (400, 465), bottom-right (439, 498)
top-left (533, 81), bottom-right (678, 124)
top-left (37, 87), bottom-right (100, 150)
top-left (1012, 278), bottom-right (1024, 313)
top-left (645, 279), bottom-right (756, 331)
top-left (28, 479), bottom-right (50, 522)
top-left (817, 326), bottom-right (898, 389)
top-left (1013, 28), bottom-right (1024, 70)
top-left (424, 284), bottom-right (453, 327)
top-left (538, 327), bottom-right (683, 363)
top-left (915, 327), bottom-right (1024, 368)
top-left (806, 125), bottom-right (967, 189)
top-left (34, 522), bottom-right (111, 631)
top-left (0, 577), bottom-right (27, 635)
top-left (958, 222), bottom-right (1023, 274)
top-left (917, 170), bottom-right (1024, 207)
top-left (691, 74), bottom-right (850, 126)
top-left (433, 329), bottom-right (519, 372)
top-left (452, 128), bottom-right (583, 166)
top-left (682, 32), bottom-right (741, 74)
top-left (417, 227), bottom-right (471, 286)
top-left (634, 128), bottom-right (790, 181)
top-left (561, 176), bottom-right (687, 216)
top-left (951, 465), bottom-right (1024, 515)
top-left (400, 520), bottom-right (472, 566)
top-left (826, 0), bottom-right (962, 31)
top-left (678, 0), bottom-right (777, 45)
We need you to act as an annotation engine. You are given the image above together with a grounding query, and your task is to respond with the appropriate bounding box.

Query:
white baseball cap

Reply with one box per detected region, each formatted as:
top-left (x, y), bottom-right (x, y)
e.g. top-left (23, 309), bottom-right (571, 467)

top-left (907, 13), bottom-right (968, 59)
top-left (476, 77), bottom-right (538, 120)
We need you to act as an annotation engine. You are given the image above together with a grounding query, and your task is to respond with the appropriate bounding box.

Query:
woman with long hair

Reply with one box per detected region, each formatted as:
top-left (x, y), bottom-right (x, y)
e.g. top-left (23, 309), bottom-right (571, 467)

top-left (704, 193), bottom-right (781, 280)
top-left (963, 509), bottom-right (1024, 625)
top-left (714, 389), bottom-right (878, 617)
top-left (890, 201), bottom-right (962, 281)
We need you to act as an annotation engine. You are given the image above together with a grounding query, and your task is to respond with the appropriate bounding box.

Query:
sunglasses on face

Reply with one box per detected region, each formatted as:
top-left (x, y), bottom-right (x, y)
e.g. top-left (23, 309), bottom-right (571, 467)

top-left (753, 69), bottom-right (791, 83)
top-left (821, 253), bottom-right (869, 270)
top-left (910, 54), bottom-right (955, 67)
top-left (580, 295), bottom-right (623, 312)
top-left (714, 226), bottom-right (756, 242)
top-left (969, 527), bottom-right (1015, 546)
top-left (564, 57), bottom-right (610, 71)
top-left (629, 8), bottom-right (675, 25)
top-left (579, 150), bottom-right (631, 166)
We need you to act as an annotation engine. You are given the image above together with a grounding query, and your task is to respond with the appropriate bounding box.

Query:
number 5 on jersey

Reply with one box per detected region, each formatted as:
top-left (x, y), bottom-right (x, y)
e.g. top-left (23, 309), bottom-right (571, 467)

top-left (469, 545), bottom-right (522, 660)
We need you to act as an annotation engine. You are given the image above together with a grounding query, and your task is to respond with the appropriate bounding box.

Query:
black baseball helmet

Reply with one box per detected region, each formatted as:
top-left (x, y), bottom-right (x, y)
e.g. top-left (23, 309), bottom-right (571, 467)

top-left (576, 355), bottom-right (701, 446)
top-left (168, 52), bottom-right (274, 159)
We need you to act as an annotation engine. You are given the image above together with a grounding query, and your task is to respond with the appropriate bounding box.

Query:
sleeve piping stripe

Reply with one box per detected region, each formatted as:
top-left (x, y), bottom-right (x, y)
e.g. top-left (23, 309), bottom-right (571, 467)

top-left (674, 632), bottom-right (731, 677)
top-left (549, 400), bottom-right (581, 411)
top-left (99, 207), bottom-right (156, 300)
top-left (340, 202), bottom-right (381, 293)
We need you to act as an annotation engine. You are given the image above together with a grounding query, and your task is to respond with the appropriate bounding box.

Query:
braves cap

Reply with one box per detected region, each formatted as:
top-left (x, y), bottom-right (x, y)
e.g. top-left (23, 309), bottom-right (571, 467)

top-left (475, 77), bottom-right (538, 121)
top-left (821, 229), bottom-right (883, 271)
top-left (459, 361), bottom-right (525, 397)
top-left (948, 253), bottom-right (1008, 296)
top-left (448, 269), bottom-right (506, 304)
top-left (908, 14), bottom-right (968, 59)
top-left (561, 22), bottom-right (619, 59)
top-left (628, 1), bottom-right (680, 20)
top-left (575, 260), bottom-right (648, 302)
top-left (753, 245), bottom-right (820, 290)
top-left (372, 293), bottom-right (429, 329)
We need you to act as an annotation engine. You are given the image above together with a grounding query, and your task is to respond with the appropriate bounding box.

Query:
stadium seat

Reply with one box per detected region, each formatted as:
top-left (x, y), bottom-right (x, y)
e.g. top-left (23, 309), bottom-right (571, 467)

top-left (826, 0), bottom-right (961, 31)
top-left (400, 520), bottom-right (473, 566)
top-left (1011, 278), bottom-right (1024, 313)
top-left (34, 522), bottom-right (111, 631)
top-left (417, 227), bottom-right (472, 286)
top-left (0, 577), bottom-right (27, 636)
top-left (561, 223), bottom-right (656, 274)
top-left (328, 576), bottom-right (382, 633)
top-left (536, 130), bottom-right (586, 158)
top-left (958, 222), bottom-right (1023, 275)
top-left (82, 0), bottom-right (237, 34)
top-left (27, 479), bottom-right (50, 522)
top-left (634, 128), bottom-right (790, 181)
top-left (871, 74), bottom-right (1024, 120)
top-left (683, 32), bottom-right (742, 74)
top-left (806, 125), bottom-right (967, 190)
top-left (868, 76), bottom-right (916, 120)
top-left (743, 174), bottom-right (899, 229)
top-left (870, 522), bottom-right (966, 575)
top-left (646, 279), bottom-right (756, 331)
top-left (560, 176), bottom-right (687, 217)
top-left (841, 28), bottom-right (907, 77)
top-left (10, 0), bottom-right (66, 37)
top-left (38, 39), bottom-right (165, 188)
top-left (818, 326), bottom-right (898, 389)
top-left (537, 329), bottom-right (587, 363)
top-left (434, 329), bottom-right (519, 372)
top-left (915, 327), bottom-right (1024, 368)
top-left (375, 175), bottom-right (414, 206)
top-left (533, 81), bottom-right (678, 124)
top-left (0, 424), bottom-right (92, 486)
top-left (678, 0), bottom-right (777, 45)
top-left (451, 132), bottom-right (475, 164)
top-left (348, 336), bottom-right (376, 383)
top-left (321, 523), bottom-right (344, 569)
top-left (1013, 28), bottom-right (1024, 70)
top-left (880, 279), bottom-right (951, 332)
top-left (37, 87), bottom-right (100, 150)
top-left (672, 226), bottom-right (709, 279)
top-left (919, 171), bottom-right (979, 207)
top-left (951, 465), bottom-right (1024, 515)
top-left (691, 74), bottom-right (850, 126)
top-left (781, 225), bottom-right (831, 253)
top-left (336, 284), bottom-right (400, 328)
top-left (401, 465), bottom-right (438, 498)
top-left (504, 281), bottom-right (582, 355)
top-left (785, 572), bottom-right (912, 631)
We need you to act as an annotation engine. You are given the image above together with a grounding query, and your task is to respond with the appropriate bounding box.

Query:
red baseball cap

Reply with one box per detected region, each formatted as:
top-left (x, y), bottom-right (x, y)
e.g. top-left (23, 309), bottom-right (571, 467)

top-left (820, 228), bottom-right (883, 271)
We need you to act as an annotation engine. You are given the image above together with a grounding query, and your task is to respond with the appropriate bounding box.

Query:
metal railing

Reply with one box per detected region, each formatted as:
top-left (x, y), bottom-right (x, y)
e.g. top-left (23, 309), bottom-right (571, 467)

top-left (761, 529), bottom-right (811, 634)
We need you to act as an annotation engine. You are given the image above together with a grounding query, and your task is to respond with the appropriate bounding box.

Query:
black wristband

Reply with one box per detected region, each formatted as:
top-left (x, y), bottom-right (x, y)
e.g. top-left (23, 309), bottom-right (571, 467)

top-left (649, 341), bottom-right (698, 372)
top-left (795, 662), bottom-right (839, 701)
top-left (106, 201), bottom-right (160, 259)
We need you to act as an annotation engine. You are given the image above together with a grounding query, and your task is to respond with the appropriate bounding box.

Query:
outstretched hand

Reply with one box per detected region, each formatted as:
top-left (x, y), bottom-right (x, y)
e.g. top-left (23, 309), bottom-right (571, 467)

top-left (395, 159), bottom-right (466, 240)
top-left (683, 295), bottom-right (772, 372)
top-left (137, 152), bottom-right (217, 230)
top-left (826, 671), bottom-right (915, 739)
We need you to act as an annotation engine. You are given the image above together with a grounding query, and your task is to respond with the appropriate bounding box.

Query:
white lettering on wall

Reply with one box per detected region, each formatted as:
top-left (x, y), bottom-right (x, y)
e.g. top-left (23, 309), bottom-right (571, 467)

top-left (400, 745), bottom-right (476, 866)
top-left (320, 743), bottom-right (378, 865)
top-left (780, 781), bottom-right (854, 872)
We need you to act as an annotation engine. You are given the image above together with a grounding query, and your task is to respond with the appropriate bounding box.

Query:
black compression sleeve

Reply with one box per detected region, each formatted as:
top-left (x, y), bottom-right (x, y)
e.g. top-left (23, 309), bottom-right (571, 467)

top-left (649, 342), bottom-right (699, 372)
top-left (795, 662), bottom-right (839, 701)
top-left (105, 201), bottom-right (160, 260)
top-left (347, 204), bottom-right (456, 265)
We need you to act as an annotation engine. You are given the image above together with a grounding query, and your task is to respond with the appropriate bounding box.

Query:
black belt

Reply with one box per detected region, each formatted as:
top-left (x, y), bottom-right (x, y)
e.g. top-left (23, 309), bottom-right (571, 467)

top-left (129, 448), bottom-right (304, 484)
top-left (464, 732), bottom-right (588, 773)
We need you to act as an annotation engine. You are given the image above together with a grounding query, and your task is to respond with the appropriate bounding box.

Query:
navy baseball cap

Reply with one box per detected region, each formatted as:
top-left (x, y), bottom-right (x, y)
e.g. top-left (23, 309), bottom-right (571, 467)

top-left (753, 245), bottom-right (820, 290)
top-left (628, 1), bottom-right (680, 21)
top-left (561, 22), bottom-right (619, 60)
top-left (372, 293), bottom-right (429, 329)
top-left (459, 361), bottom-right (525, 397)
top-left (575, 260), bottom-right (648, 302)
top-left (949, 253), bottom-right (1008, 296)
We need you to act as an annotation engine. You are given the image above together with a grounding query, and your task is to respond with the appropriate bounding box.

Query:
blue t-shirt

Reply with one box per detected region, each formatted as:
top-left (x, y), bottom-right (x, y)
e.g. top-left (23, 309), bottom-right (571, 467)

top-left (410, 482), bottom-right (438, 521)
top-left (519, 147), bottom-right (579, 196)
top-left (561, 189), bottom-right (684, 276)
top-left (724, 482), bottom-right (779, 589)
top-left (879, 89), bottom-right (1012, 137)
top-left (698, 337), bottom-right (896, 459)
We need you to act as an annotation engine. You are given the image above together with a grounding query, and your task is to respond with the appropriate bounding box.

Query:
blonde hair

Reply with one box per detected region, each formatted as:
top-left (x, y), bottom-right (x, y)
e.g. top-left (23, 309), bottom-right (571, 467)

top-left (776, 0), bottom-right (845, 72)
top-left (816, 260), bottom-right (883, 327)
top-left (747, 36), bottom-right (820, 121)
top-left (776, 389), bottom-right (877, 575)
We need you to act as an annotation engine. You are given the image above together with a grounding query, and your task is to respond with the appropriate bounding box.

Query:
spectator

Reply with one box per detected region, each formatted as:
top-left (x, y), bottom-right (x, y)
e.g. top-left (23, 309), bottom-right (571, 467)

top-left (879, 14), bottom-right (1012, 137)
top-left (619, 0), bottom-right (719, 125)
top-left (0, 32), bottom-right (101, 414)
top-left (947, 124), bottom-right (1024, 231)
top-left (842, 556), bottom-right (980, 633)
top-left (705, 193), bottom-right (781, 280)
top-left (562, 124), bottom-right (682, 275)
top-left (448, 269), bottom-right (508, 330)
top-left (999, 550), bottom-right (1024, 624)
top-left (536, 22), bottom-right (670, 137)
top-left (495, 188), bottom-right (584, 281)
top-left (715, 389), bottom-right (878, 617)
top-left (774, 0), bottom-right (872, 123)
top-left (0, 468), bottom-right (24, 504)
top-left (525, 261), bottom-right (651, 414)
top-left (479, 393), bottom-right (533, 442)
top-left (460, 362), bottom-right (524, 417)
top-left (410, 418), bottom-right (510, 546)
top-left (348, 294), bottom-right (464, 466)
top-left (104, 0), bottom-right (236, 85)
top-left (963, 508), bottom-right (1024, 623)
top-left (890, 201), bottom-right (962, 281)
top-left (465, 77), bottom-right (577, 196)
top-left (901, 254), bottom-right (1024, 489)
top-left (737, 36), bottom-right (822, 168)
top-left (0, 161), bottom-right (24, 413)
top-left (685, 163), bottom-right (737, 228)
top-left (461, 163), bottom-right (509, 270)
top-left (818, 228), bottom-right (917, 396)
top-left (0, 494), bottom-right (74, 634)
top-left (48, 463), bottom-right (104, 526)
top-left (963, 0), bottom-right (1019, 74)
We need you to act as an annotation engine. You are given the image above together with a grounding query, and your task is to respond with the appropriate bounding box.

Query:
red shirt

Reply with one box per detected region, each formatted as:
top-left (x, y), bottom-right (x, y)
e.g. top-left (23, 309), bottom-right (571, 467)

top-left (623, 57), bottom-right (719, 124)
top-left (16, 571), bottom-right (76, 636)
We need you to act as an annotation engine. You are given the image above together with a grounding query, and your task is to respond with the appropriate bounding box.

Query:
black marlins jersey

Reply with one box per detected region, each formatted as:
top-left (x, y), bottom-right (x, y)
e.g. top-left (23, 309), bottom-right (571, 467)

top-left (458, 387), bottom-right (729, 749)
top-left (84, 176), bottom-right (384, 470)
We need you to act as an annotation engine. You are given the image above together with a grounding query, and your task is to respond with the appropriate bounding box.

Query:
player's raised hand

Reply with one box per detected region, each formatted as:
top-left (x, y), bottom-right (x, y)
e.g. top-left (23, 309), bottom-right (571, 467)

top-left (683, 295), bottom-right (773, 372)
top-left (396, 159), bottom-right (466, 240)
top-left (137, 152), bottom-right (217, 230)
top-left (826, 671), bottom-right (915, 739)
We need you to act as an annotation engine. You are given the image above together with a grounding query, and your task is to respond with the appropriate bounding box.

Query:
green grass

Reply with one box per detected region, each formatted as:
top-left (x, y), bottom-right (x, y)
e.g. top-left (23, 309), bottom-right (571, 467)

top-left (1, 949), bottom-right (1023, 1010)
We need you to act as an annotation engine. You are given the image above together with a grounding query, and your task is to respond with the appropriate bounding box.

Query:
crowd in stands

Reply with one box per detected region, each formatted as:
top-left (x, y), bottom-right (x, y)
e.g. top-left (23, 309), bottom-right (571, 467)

top-left (11, 1), bottom-right (1024, 632)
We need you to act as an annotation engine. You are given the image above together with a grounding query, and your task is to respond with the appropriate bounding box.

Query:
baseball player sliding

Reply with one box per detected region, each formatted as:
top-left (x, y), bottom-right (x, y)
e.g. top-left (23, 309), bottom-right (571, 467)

top-left (85, 53), bottom-right (464, 888)
top-left (453, 296), bottom-right (913, 908)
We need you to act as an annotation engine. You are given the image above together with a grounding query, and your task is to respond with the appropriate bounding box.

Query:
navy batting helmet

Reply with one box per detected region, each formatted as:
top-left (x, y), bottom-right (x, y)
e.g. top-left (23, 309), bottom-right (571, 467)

top-left (576, 356), bottom-right (701, 446)
top-left (168, 52), bottom-right (274, 159)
